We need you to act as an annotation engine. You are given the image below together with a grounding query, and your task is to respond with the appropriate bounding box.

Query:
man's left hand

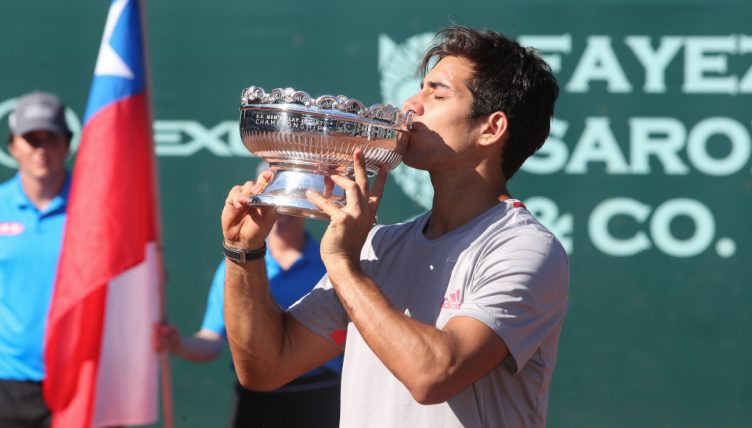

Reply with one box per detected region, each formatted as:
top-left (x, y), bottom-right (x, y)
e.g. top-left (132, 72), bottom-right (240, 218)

top-left (306, 149), bottom-right (386, 272)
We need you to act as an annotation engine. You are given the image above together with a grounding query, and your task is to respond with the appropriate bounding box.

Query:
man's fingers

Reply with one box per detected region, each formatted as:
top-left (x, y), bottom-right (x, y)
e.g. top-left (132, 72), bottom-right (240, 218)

top-left (234, 194), bottom-right (254, 209)
top-left (224, 179), bottom-right (277, 235)
top-left (306, 189), bottom-right (343, 218)
top-left (255, 170), bottom-right (273, 188)
top-left (324, 176), bottom-right (334, 198)
top-left (329, 174), bottom-right (363, 215)
top-left (353, 149), bottom-right (369, 197)
top-left (227, 175), bottom-right (272, 209)
top-left (224, 185), bottom-right (255, 226)
top-left (369, 167), bottom-right (388, 209)
top-left (225, 185), bottom-right (243, 205)
top-left (249, 204), bottom-right (277, 225)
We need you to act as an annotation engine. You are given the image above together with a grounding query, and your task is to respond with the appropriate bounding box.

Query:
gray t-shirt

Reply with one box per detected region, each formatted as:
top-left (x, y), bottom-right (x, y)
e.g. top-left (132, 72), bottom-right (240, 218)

top-left (289, 199), bottom-right (569, 427)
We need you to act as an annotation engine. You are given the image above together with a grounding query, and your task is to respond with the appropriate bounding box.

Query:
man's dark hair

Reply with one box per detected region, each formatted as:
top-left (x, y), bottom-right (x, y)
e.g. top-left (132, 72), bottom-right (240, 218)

top-left (418, 26), bottom-right (559, 179)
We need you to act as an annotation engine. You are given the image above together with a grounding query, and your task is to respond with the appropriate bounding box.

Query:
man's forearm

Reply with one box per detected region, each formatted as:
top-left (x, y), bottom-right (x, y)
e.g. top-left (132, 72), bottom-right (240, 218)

top-left (224, 259), bottom-right (289, 389)
top-left (326, 261), bottom-right (462, 403)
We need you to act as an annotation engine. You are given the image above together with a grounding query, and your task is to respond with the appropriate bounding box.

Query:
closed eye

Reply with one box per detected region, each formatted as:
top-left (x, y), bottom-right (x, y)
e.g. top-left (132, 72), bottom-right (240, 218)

top-left (426, 80), bottom-right (452, 100)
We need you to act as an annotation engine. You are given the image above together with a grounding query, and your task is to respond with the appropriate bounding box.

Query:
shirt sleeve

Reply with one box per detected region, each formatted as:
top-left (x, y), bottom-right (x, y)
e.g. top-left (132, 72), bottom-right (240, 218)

top-left (287, 227), bottom-right (387, 349)
top-left (287, 273), bottom-right (349, 349)
top-left (199, 260), bottom-right (227, 337)
top-left (449, 230), bottom-right (570, 374)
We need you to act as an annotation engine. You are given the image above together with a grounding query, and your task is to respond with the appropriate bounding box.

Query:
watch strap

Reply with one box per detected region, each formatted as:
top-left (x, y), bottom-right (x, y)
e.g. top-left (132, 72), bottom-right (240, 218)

top-left (223, 241), bottom-right (266, 263)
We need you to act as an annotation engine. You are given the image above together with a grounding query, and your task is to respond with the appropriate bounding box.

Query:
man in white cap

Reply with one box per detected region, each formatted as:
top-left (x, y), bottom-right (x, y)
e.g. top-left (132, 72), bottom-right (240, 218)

top-left (0, 91), bottom-right (72, 428)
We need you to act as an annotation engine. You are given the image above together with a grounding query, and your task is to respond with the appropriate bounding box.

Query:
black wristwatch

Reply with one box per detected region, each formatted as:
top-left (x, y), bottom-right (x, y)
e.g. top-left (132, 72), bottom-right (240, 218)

top-left (222, 241), bottom-right (266, 263)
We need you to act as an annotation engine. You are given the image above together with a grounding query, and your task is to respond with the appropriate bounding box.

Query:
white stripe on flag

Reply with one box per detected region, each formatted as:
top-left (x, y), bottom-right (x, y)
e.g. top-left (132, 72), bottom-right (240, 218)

top-left (92, 242), bottom-right (160, 427)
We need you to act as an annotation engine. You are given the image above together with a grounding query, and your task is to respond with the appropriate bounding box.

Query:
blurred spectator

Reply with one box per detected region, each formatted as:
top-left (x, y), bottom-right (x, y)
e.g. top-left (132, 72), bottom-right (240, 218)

top-left (155, 212), bottom-right (342, 428)
top-left (0, 92), bottom-right (73, 428)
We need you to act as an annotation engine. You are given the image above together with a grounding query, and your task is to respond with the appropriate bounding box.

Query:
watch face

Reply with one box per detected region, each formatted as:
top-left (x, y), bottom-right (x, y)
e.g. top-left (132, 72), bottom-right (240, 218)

top-left (223, 243), bottom-right (242, 262)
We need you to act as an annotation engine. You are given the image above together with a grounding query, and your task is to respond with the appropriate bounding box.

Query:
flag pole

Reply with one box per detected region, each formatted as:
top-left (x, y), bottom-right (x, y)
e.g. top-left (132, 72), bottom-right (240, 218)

top-left (138, 1), bottom-right (174, 427)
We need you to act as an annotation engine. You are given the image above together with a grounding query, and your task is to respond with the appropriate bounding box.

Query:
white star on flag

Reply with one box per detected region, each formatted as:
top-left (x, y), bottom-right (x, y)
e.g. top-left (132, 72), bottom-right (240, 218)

top-left (93, 0), bottom-right (134, 79)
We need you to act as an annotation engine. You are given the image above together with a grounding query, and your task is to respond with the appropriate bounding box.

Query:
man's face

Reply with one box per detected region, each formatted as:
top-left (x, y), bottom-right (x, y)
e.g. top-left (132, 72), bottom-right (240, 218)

top-left (401, 56), bottom-right (482, 170)
top-left (8, 130), bottom-right (69, 181)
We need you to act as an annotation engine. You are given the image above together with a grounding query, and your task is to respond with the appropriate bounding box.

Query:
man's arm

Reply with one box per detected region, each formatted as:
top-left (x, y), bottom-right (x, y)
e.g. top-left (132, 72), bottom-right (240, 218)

top-left (325, 256), bottom-right (508, 404)
top-left (221, 175), bottom-right (342, 391)
top-left (306, 151), bottom-right (509, 404)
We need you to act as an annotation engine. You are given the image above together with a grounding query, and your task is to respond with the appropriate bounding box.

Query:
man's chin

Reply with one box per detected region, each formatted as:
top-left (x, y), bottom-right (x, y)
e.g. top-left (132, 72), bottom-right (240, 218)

top-left (400, 155), bottom-right (429, 171)
top-left (28, 168), bottom-right (61, 181)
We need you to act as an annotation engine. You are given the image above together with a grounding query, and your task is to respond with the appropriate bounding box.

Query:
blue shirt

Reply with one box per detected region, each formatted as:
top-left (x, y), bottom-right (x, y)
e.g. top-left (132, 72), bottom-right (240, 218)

top-left (201, 233), bottom-right (342, 374)
top-left (0, 173), bottom-right (70, 381)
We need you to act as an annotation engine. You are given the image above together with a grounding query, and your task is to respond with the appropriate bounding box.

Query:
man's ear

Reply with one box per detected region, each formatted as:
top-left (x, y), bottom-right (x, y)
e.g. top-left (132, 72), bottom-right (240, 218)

top-left (477, 111), bottom-right (508, 147)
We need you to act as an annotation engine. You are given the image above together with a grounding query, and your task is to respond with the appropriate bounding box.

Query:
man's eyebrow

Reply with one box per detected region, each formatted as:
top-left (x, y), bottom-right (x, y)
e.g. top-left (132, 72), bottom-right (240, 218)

top-left (420, 80), bottom-right (452, 90)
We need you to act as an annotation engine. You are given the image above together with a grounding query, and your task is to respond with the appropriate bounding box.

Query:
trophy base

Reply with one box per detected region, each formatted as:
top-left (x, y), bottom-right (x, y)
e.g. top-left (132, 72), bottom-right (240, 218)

top-left (247, 167), bottom-right (345, 221)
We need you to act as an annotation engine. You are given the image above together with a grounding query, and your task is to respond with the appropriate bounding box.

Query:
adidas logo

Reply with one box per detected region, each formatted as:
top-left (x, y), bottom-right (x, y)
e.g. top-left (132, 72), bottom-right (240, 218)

top-left (441, 289), bottom-right (462, 310)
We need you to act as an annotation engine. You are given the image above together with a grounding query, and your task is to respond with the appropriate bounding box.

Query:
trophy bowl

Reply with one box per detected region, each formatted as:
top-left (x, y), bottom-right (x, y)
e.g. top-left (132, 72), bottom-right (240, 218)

top-left (239, 86), bottom-right (412, 220)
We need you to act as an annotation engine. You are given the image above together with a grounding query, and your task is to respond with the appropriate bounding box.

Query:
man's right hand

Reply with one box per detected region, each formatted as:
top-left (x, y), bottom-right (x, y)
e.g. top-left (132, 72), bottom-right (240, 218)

top-left (221, 171), bottom-right (277, 250)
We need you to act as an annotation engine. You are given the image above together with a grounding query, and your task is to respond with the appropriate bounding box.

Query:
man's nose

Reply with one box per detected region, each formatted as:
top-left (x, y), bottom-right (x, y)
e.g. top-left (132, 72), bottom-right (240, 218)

top-left (402, 95), bottom-right (423, 116)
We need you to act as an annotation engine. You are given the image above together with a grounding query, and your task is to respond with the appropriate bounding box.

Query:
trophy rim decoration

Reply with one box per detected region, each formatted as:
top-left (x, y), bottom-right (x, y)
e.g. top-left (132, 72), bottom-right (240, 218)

top-left (239, 86), bottom-right (412, 220)
top-left (241, 86), bottom-right (412, 128)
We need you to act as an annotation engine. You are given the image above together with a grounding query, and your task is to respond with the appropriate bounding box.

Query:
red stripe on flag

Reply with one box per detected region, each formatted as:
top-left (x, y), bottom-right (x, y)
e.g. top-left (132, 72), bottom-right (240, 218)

top-left (44, 93), bottom-right (157, 427)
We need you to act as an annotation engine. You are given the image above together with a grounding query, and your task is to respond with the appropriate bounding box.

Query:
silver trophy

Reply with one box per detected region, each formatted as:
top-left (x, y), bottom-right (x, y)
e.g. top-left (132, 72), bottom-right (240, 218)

top-left (239, 86), bottom-right (412, 220)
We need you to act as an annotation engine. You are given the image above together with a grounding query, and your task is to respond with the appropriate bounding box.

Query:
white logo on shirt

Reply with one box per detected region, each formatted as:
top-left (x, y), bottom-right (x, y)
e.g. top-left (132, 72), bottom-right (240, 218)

top-left (0, 222), bottom-right (24, 236)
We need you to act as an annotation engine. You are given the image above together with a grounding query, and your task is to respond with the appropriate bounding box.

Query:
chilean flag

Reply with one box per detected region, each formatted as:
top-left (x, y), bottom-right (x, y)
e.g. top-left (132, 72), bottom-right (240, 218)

top-left (43, 1), bottom-right (162, 426)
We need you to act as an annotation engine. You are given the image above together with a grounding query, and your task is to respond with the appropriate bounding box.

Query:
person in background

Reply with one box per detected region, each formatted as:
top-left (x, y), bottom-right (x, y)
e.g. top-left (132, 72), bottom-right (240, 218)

top-left (155, 204), bottom-right (341, 428)
top-left (0, 92), bottom-right (72, 428)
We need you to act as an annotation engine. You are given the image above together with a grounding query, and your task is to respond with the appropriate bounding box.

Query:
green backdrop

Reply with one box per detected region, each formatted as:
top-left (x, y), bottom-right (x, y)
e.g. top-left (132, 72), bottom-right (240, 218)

top-left (1, 1), bottom-right (750, 426)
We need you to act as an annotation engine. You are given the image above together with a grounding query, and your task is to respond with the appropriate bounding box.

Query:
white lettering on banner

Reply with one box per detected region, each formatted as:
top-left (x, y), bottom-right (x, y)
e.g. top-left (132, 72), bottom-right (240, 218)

top-left (686, 117), bottom-right (751, 175)
top-left (564, 118), bottom-right (630, 174)
top-left (624, 36), bottom-right (684, 93)
top-left (650, 199), bottom-right (715, 257)
top-left (683, 36), bottom-right (738, 94)
top-left (589, 198), bottom-right (652, 256)
top-left (526, 34), bottom-right (752, 94)
top-left (566, 36), bottom-right (633, 93)
top-left (589, 197), bottom-right (731, 257)
top-left (522, 119), bottom-right (570, 174)
top-left (154, 120), bottom-right (250, 157)
top-left (629, 117), bottom-right (689, 174)
top-left (740, 35), bottom-right (752, 91)
top-left (523, 116), bottom-right (752, 176)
